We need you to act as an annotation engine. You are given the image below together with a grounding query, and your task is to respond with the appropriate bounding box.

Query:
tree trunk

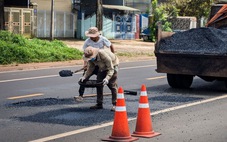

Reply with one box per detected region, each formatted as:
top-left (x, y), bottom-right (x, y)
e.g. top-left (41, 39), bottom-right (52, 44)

top-left (0, 0), bottom-right (5, 30)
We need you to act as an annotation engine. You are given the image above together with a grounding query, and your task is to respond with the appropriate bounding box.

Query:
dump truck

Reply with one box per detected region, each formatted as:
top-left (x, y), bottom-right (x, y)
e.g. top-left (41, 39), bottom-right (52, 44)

top-left (154, 3), bottom-right (227, 89)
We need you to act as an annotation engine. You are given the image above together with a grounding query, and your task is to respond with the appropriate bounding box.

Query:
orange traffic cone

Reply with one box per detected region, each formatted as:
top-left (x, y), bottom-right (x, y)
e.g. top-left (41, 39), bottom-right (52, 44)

top-left (132, 84), bottom-right (161, 138)
top-left (102, 87), bottom-right (138, 142)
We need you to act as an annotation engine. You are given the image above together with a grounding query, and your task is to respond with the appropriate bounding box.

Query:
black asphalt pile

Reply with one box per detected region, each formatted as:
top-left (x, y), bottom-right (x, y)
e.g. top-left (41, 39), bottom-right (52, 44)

top-left (159, 27), bottom-right (227, 55)
top-left (7, 98), bottom-right (73, 107)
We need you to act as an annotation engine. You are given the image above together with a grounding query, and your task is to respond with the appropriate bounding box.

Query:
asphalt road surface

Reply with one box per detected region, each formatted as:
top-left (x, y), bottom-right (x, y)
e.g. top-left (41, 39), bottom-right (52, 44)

top-left (0, 60), bottom-right (226, 142)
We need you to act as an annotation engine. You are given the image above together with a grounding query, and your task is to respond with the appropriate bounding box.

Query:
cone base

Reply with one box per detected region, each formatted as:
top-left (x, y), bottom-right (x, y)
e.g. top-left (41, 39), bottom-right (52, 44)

top-left (101, 136), bottom-right (139, 142)
top-left (132, 131), bottom-right (161, 138)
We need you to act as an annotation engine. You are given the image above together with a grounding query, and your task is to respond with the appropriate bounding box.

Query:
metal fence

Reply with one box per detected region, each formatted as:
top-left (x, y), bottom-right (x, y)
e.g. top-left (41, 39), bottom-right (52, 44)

top-left (37, 11), bottom-right (75, 38)
top-left (4, 7), bottom-right (36, 37)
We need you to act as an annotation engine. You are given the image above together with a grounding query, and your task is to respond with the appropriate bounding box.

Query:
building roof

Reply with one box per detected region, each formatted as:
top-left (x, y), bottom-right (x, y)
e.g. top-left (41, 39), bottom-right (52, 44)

top-left (102, 4), bottom-right (140, 11)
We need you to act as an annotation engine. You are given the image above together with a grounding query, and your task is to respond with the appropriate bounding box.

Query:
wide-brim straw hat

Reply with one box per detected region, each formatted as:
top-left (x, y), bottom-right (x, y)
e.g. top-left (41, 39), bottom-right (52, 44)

top-left (83, 46), bottom-right (99, 61)
top-left (85, 27), bottom-right (100, 37)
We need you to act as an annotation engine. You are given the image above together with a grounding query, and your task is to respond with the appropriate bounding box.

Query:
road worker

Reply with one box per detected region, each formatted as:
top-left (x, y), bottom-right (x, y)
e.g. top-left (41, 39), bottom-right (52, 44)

top-left (74, 27), bottom-right (115, 102)
top-left (79, 46), bottom-right (119, 111)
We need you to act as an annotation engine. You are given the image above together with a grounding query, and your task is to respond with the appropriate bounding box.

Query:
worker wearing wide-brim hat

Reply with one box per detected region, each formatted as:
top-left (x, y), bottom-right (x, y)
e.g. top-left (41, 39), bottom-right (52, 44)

top-left (79, 46), bottom-right (119, 111)
top-left (83, 27), bottom-right (114, 52)
top-left (75, 27), bottom-right (115, 102)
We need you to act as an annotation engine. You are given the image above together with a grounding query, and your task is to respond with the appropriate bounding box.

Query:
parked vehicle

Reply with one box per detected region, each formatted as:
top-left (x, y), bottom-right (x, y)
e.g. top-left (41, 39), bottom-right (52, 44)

top-left (154, 3), bottom-right (227, 89)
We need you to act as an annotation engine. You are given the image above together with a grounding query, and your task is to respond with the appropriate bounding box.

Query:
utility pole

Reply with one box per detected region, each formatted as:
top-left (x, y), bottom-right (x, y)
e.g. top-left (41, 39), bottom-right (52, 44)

top-left (96, 0), bottom-right (103, 33)
top-left (0, 0), bottom-right (5, 30)
top-left (27, 0), bottom-right (30, 8)
top-left (50, 0), bottom-right (54, 40)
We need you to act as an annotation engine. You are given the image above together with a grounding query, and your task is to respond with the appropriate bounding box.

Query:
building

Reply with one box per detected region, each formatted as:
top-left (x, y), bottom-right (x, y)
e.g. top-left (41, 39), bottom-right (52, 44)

top-left (125, 0), bottom-right (151, 14)
top-left (4, 0), bottom-right (142, 39)
top-left (76, 0), bottom-right (140, 39)
top-left (4, 0), bottom-right (76, 38)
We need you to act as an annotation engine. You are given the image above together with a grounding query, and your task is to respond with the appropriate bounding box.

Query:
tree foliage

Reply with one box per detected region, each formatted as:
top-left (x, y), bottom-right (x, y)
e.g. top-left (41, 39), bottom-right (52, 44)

top-left (149, 0), bottom-right (172, 41)
top-left (165, 0), bottom-right (214, 19)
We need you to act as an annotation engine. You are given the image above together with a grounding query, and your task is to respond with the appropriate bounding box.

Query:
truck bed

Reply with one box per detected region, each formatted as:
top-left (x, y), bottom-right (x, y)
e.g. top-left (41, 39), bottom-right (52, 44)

top-left (154, 4), bottom-right (227, 88)
top-left (155, 52), bottom-right (227, 77)
top-left (155, 22), bottom-right (227, 78)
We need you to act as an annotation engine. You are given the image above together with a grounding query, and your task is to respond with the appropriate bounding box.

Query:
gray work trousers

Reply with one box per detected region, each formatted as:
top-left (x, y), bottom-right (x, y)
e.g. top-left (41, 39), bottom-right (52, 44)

top-left (96, 70), bottom-right (118, 105)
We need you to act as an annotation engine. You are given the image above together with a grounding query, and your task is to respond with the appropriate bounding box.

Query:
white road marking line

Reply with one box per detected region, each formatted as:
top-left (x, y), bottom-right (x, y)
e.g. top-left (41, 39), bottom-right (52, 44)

top-left (147, 76), bottom-right (166, 80)
top-left (0, 75), bottom-right (58, 83)
top-left (7, 93), bottom-right (44, 100)
top-left (29, 94), bottom-right (227, 142)
top-left (0, 65), bottom-right (156, 83)
top-left (151, 94), bottom-right (227, 115)
top-left (0, 65), bottom-right (84, 74)
top-left (0, 60), bottom-right (156, 74)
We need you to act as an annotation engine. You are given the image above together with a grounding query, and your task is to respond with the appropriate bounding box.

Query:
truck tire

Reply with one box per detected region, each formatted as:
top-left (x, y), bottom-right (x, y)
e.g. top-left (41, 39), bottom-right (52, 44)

top-left (167, 74), bottom-right (179, 88)
top-left (167, 74), bottom-right (193, 89)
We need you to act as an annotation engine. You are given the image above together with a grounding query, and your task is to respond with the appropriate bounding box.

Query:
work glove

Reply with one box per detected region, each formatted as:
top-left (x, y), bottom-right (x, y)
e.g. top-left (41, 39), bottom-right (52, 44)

top-left (79, 76), bottom-right (86, 82)
top-left (102, 78), bottom-right (109, 85)
top-left (114, 66), bottom-right (119, 72)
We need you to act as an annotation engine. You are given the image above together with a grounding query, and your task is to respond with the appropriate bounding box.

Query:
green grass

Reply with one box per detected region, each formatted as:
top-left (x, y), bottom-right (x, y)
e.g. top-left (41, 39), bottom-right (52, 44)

top-left (0, 30), bottom-right (83, 65)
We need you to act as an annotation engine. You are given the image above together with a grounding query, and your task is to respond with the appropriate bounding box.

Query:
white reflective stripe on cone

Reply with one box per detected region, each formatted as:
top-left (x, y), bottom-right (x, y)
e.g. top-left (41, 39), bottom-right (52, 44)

top-left (140, 91), bottom-right (147, 96)
top-left (139, 103), bottom-right (149, 108)
top-left (115, 106), bottom-right (126, 112)
top-left (117, 93), bottom-right (124, 99)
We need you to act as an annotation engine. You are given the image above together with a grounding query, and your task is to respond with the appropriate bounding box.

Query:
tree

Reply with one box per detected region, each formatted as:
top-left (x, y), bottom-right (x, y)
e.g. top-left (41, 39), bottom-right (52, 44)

top-left (149, 0), bottom-right (172, 41)
top-left (166, 0), bottom-right (213, 20)
top-left (0, 0), bottom-right (5, 30)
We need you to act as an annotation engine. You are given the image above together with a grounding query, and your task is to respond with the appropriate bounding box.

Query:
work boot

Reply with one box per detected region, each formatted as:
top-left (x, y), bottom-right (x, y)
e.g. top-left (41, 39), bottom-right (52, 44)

top-left (90, 104), bottom-right (103, 109)
top-left (74, 96), bottom-right (83, 102)
top-left (110, 105), bottom-right (116, 112)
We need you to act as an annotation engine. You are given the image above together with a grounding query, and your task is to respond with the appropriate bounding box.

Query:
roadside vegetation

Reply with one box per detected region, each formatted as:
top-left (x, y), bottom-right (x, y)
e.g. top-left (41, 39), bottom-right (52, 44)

top-left (148, 0), bottom-right (214, 42)
top-left (148, 0), bottom-right (172, 42)
top-left (0, 30), bottom-right (83, 65)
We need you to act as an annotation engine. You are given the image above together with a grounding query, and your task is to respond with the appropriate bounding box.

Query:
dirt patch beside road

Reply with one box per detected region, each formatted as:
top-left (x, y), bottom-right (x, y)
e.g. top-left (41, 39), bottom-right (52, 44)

top-left (0, 39), bottom-right (155, 72)
top-left (62, 39), bottom-right (154, 53)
